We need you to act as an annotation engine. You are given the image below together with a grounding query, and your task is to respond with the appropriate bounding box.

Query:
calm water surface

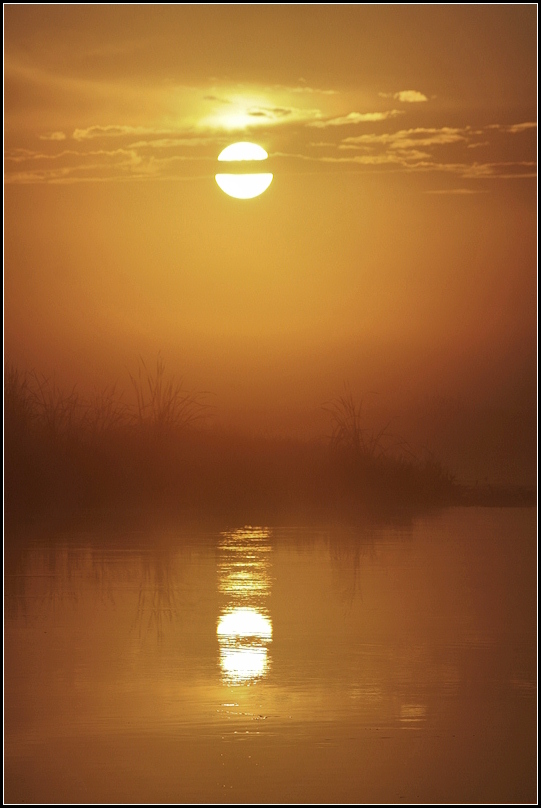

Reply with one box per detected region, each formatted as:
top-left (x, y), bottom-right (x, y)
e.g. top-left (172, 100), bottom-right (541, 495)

top-left (4, 508), bottom-right (537, 803)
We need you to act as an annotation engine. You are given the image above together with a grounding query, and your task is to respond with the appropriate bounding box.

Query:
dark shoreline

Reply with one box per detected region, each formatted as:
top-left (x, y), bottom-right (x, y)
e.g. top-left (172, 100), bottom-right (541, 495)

top-left (5, 362), bottom-right (536, 536)
top-left (5, 477), bottom-right (536, 540)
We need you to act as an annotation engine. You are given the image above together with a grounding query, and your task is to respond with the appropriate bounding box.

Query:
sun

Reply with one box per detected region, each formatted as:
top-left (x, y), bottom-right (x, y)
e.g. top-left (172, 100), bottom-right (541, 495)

top-left (215, 142), bottom-right (273, 199)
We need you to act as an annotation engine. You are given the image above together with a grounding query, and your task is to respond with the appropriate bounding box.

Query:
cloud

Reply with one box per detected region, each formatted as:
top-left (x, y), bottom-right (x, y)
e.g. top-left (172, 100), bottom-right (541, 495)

top-left (126, 137), bottom-right (212, 149)
top-left (487, 122), bottom-right (537, 134)
top-left (273, 81), bottom-right (337, 96)
top-left (4, 136), bottom-right (218, 184)
top-left (275, 133), bottom-right (536, 181)
top-left (203, 94), bottom-right (230, 103)
top-left (247, 106), bottom-right (293, 119)
top-left (73, 125), bottom-right (173, 141)
top-left (198, 101), bottom-right (323, 131)
top-left (394, 90), bottom-right (428, 103)
top-left (6, 148), bottom-right (80, 162)
top-left (5, 148), bottom-right (47, 162)
top-left (426, 188), bottom-right (489, 195)
top-left (380, 90), bottom-right (428, 103)
top-left (39, 131), bottom-right (67, 141)
top-left (273, 150), bottom-right (427, 168)
top-left (7, 101), bottom-right (535, 184)
top-left (309, 110), bottom-right (403, 128)
top-left (460, 161), bottom-right (537, 178)
top-left (5, 167), bottom-right (75, 185)
top-left (319, 153), bottom-right (416, 166)
top-left (506, 122), bottom-right (537, 134)
top-left (342, 127), bottom-right (467, 149)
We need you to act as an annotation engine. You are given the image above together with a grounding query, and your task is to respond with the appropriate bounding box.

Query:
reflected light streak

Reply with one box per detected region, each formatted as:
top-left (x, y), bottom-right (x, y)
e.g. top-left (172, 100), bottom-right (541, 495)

top-left (399, 703), bottom-right (427, 728)
top-left (220, 647), bottom-right (268, 681)
top-left (217, 608), bottom-right (272, 639)
top-left (217, 527), bottom-right (273, 684)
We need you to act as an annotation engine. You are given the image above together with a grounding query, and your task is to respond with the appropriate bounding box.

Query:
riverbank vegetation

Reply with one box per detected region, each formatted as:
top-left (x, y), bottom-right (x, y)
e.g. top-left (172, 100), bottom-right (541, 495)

top-left (4, 362), bottom-right (534, 526)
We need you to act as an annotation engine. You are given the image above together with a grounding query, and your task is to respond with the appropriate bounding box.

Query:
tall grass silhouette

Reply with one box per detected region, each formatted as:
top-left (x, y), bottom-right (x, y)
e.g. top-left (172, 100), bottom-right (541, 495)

top-left (324, 385), bottom-right (402, 461)
top-left (5, 361), bottom-right (532, 525)
top-left (129, 356), bottom-right (210, 439)
top-left (321, 384), bottom-right (460, 512)
top-left (5, 365), bottom-right (34, 438)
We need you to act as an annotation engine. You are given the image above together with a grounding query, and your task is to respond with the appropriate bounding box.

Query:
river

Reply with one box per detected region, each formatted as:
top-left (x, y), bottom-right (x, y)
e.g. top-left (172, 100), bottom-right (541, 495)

top-left (4, 507), bottom-right (537, 803)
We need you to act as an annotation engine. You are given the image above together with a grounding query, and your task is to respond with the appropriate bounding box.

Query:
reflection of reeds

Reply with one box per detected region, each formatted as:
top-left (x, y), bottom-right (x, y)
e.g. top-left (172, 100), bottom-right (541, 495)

top-left (134, 553), bottom-right (179, 643)
top-left (5, 533), bottom-right (183, 644)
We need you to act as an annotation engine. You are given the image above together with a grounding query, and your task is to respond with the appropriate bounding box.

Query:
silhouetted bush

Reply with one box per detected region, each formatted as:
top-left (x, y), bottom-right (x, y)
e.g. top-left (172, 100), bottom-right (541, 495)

top-left (5, 363), bottom-right (532, 525)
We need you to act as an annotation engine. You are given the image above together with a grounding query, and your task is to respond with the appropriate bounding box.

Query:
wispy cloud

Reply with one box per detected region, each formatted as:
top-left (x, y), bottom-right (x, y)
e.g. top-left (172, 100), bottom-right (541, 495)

top-left (341, 127), bottom-right (468, 149)
top-left (309, 110), bottom-right (403, 128)
top-left (38, 131), bottom-right (67, 141)
top-left (247, 106), bottom-right (293, 120)
top-left (284, 116), bottom-right (537, 183)
top-left (426, 188), bottom-right (489, 195)
top-left (460, 161), bottom-right (536, 178)
top-left (198, 100), bottom-right (323, 131)
top-left (126, 137), bottom-right (213, 149)
top-left (6, 99), bottom-right (537, 186)
top-left (203, 94), bottom-right (230, 103)
top-left (73, 125), bottom-right (175, 141)
top-left (4, 151), bottom-right (212, 185)
top-left (487, 122), bottom-right (537, 134)
top-left (380, 90), bottom-right (428, 103)
top-left (278, 151), bottom-right (536, 180)
top-left (5, 148), bottom-right (53, 163)
top-left (273, 80), bottom-right (337, 95)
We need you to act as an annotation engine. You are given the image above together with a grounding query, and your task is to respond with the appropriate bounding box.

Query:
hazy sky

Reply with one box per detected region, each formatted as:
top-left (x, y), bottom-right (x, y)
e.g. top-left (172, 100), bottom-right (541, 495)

top-left (4, 5), bottom-right (537, 429)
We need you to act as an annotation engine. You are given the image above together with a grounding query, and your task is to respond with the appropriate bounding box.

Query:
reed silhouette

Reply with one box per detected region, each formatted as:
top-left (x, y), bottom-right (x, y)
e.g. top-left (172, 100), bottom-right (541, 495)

top-left (4, 361), bottom-right (534, 527)
top-left (129, 355), bottom-right (210, 439)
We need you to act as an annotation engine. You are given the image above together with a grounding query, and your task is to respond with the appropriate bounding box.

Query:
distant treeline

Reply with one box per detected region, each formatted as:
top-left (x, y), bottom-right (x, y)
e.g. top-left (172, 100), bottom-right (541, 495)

top-left (4, 362), bottom-right (535, 525)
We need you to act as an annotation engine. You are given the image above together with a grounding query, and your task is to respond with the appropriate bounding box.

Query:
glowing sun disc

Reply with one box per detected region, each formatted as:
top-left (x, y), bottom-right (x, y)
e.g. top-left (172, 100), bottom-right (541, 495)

top-left (218, 142), bottom-right (268, 162)
top-left (215, 173), bottom-right (273, 199)
top-left (216, 142), bottom-right (273, 199)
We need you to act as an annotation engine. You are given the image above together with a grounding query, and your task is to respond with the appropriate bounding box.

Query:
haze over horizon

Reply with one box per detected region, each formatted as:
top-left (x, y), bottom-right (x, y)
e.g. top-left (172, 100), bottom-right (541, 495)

top-left (4, 6), bottom-right (537, 483)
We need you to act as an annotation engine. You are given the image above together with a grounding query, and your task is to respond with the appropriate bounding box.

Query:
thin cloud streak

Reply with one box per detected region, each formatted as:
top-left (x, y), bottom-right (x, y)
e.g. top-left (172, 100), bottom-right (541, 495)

top-left (73, 125), bottom-right (176, 141)
top-left (380, 90), bottom-right (428, 103)
top-left (426, 188), bottom-right (489, 195)
top-left (341, 126), bottom-right (468, 149)
top-left (38, 131), bottom-right (67, 141)
top-left (309, 110), bottom-right (403, 127)
top-left (274, 150), bottom-right (536, 180)
top-left (6, 92), bottom-right (537, 186)
top-left (487, 122), bottom-right (537, 134)
top-left (273, 81), bottom-right (337, 95)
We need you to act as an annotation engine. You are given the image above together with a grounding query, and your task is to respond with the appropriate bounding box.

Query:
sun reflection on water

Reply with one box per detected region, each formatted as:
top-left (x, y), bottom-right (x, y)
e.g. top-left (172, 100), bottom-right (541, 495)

top-left (217, 527), bottom-right (273, 684)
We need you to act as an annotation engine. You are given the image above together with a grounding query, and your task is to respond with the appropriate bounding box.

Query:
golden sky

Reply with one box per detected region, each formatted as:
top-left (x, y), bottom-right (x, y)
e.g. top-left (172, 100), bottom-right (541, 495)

top-left (4, 5), bottom-right (537, 431)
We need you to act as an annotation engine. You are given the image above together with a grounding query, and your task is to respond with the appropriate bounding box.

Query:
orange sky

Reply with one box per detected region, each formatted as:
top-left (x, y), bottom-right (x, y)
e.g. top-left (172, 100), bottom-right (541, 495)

top-left (4, 6), bottom-right (537, 445)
